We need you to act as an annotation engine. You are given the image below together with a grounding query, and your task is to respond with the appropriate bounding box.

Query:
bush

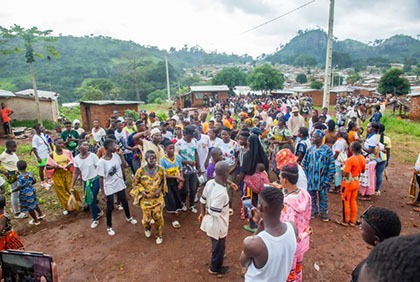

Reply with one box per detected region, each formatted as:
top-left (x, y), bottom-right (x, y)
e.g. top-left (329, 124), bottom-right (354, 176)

top-left (11, 119), bottom-right (60, 130)
top-left (124, 109), bottom-right (139, 120)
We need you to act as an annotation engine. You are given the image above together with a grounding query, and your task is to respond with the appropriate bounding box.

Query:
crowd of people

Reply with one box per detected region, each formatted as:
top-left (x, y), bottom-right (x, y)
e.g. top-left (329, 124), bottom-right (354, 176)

top-left (0, 94), bottom-right (419, 281)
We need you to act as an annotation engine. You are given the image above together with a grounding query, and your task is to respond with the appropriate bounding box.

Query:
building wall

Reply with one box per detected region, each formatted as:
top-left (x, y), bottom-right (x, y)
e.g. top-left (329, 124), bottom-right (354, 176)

top-left (302, 90), bottom-right (324, 106)
top-left (1, 97), bottom-right (59, 122)
top-left (409, 96), bottom-right (420, 120)
top-left (80, 103), bottom-right (138, 131)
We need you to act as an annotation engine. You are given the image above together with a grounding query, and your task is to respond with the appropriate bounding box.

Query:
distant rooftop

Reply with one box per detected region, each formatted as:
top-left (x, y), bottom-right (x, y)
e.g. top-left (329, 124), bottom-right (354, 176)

top-left (15, 89), bottom-right (59, 100)
top-left (80, 100), bottom-right (141, 106)
top-left (190, 85), bottom-right (229, 92)
top-left (0, 89), bottom-right (16, 98)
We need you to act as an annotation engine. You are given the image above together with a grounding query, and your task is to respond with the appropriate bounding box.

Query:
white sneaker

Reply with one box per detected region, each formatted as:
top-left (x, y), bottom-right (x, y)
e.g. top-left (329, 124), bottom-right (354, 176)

top-left (62, 210), bottom-right (69, 215)
top-left (375, 191), bottom-right (381, 196)
top-left (41, 182), bottom-right (51, 190)
top-left (97, 210), bottom-right (104, 219)
top-left (126, 217), bottom-right (138, 224)
top-left (14, 213), bottom-right (27, 219)
top-left (194, 194), bottom-right (199, 203)
top-left (156, 237), bottom-right (163, 245)
top-left (181, 204), bottom-right (187, 212)
top-left (144, 229), bottom-right (152, 238)
top-left (107, 227), bottom-right (115, 236)
top-left (190, 206), bottom-right (198, 214)
top-left (116, 204), bottom-right (124, 211)
top-left (91, 220), bottom-right (99, 229)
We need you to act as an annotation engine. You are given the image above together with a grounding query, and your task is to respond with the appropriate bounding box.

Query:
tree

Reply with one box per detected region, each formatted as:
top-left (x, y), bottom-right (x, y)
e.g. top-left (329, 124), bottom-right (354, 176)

top-left (212, 67), bottom-right (247, 89)
top-left (0, 24), bottom-right (59, 124)
top-left (246, 64), bottom-right (284, 93)
top-left (147, 89), bottom-right (166, 104)
top-left (377, 68), bottom-right (410, 95)
top-left (76, 78), bottom-right (120, 101)
top-left (310, 80), bottom-right (323, 89)
top-left (121, 50), bottom-right (151, 101)
top-left (296, 73), bottom-right (307, 84)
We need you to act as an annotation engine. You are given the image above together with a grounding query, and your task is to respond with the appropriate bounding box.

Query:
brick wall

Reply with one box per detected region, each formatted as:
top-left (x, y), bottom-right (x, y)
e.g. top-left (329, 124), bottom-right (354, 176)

top-left (81, 103), bottom-right (138, 131)
top-left (409, 96), bottom-right (420, 120)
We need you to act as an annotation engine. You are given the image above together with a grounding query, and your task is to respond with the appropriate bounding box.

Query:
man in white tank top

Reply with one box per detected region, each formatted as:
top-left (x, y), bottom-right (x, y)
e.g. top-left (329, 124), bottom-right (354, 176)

top-left (240, 186), bottom-right (297, 282)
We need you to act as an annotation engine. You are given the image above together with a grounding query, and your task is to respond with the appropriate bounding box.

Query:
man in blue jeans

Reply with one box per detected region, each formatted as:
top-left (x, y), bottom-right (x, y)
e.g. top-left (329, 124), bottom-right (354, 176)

top-left (199, 161), bottom-right (230, 276)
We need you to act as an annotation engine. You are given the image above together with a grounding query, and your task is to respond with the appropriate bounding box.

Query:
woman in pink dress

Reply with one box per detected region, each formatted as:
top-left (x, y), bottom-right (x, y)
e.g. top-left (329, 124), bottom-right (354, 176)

top-left (280, 164), bottom-right (312, 282)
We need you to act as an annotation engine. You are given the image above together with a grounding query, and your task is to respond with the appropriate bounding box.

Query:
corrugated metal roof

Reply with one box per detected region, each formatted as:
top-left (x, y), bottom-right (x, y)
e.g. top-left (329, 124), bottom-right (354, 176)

top-left (407, 92), bottom-right (420, 97)
top-left (0, 89), bottom-right (16, 98)
top-left (80, 100), bottom-right (141, 105)
top-left (190, 85), bottom-right (229, 92)
top-left (15, 89), bottom-right (59, 100)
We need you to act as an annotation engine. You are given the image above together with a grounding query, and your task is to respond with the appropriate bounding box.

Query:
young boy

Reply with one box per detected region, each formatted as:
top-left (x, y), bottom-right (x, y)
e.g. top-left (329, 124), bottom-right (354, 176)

top-left (0, 140), bottom-right (26, 219)
top-left (131, 150), bottom-right (167, 244)
top-left (15, 160), bottom-right (45, 225)
top-left (97, 139), bottom-right (137, 236)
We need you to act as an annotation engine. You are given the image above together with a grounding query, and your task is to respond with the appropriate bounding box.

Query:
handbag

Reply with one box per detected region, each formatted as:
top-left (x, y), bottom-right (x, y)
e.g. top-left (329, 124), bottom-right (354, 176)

top-left (67, 193), bottom-right (81, 211)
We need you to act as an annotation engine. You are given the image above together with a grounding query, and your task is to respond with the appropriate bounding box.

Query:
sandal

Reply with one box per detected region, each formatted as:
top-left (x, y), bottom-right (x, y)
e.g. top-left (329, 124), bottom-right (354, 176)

top-left (335, 219), bottom-right (348, 227)
top-left (172, 220), bottom-right (181, 229)
top-left (229, 208), bottom-right (234, 216)
top-left (359, 196), bottom-right (372, 201)
top-left (407, 201), bottom-right (420, 207)
top-left (413, 207), bottom-right (420, 213)
top-left (29, 219), bottom-right (41, 226)
top-left (243, 225), bottom-right (256, 233)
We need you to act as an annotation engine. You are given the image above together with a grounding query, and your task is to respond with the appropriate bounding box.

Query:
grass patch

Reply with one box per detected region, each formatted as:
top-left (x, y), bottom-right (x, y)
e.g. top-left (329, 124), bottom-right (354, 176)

top-left (382, 116), bottom-right (420, 137)
top-left (59, 106), bottom-right (81, 124)
top-left (11, 119), bottom-right (60, 130)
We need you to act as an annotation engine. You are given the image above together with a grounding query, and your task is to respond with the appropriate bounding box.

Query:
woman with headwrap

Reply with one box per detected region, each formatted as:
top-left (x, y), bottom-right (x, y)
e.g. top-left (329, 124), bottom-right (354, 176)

top-left (268, 115), bottom-right (292, 174)
top-left (237, 135), bottom-right (269, 232)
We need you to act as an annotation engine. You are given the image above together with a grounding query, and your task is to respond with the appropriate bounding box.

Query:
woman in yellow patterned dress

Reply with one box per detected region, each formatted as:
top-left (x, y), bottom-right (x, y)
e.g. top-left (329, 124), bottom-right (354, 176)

top-left (46, 138), bottom-right (81, 215)
top-left (131, 150), bottom-right (167, 244)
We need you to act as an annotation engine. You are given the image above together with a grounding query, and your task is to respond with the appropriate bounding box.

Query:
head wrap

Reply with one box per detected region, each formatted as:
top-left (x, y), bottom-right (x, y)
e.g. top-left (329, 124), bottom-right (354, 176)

top-left (313, 129), bottom-right (325, 138)
top-left (245, 118), bottom-right (253, 126)
top-left (276, 148), bottom-right (298, 170)
top-left (73, 119), bottom-right (80, 126)
top-left (150, 128), bottom-right (161, 136)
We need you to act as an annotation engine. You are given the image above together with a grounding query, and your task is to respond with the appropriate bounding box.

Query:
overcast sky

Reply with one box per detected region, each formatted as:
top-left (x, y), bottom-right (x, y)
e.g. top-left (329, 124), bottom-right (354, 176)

top-left (1, 0), bottom-right (419, 57)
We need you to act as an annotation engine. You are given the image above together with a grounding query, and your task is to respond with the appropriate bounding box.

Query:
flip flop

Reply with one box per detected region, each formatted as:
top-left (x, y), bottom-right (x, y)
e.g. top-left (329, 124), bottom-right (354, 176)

top-left (413, 207), bottom-right (420, 213)
top-left (172, 220), bottom-right (181, 229)
top-left (38, 214), bottom-right (46, 219)
top-left (359, 197), bottom-right (372, 201)
top-left (243, 225), bottom-right (256, 233)
top-left (335, 219), bottom-right (348, 227)
top-left (407, 201), bottom-right (420, 207)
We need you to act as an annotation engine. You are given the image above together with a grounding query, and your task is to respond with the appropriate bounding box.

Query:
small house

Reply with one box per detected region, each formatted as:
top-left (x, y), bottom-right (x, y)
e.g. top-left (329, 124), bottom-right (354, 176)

top-left (80, 100), bottom-right (139, 131)
top-left (10, 89), bottom-right (60, 122)
top-left (408, 92), bottom-right (420, 120)
top-left (291, 88), bottom-right (324, 106)
top-left (176, 85), bottom-right (229, 109)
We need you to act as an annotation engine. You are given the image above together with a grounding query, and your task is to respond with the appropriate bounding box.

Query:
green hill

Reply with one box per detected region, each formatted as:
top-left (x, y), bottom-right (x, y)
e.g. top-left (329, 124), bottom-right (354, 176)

top-left (265, 29), bottom-right (420, 68)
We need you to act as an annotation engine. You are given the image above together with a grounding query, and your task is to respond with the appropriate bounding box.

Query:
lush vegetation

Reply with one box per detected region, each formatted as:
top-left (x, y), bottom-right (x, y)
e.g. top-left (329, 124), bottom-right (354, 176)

top-left (265, 29), bottom-right (420, 70)
top-left (378, 68), bottom-right (411, 95)
top-left (247, 64), bottom-right (284, 93)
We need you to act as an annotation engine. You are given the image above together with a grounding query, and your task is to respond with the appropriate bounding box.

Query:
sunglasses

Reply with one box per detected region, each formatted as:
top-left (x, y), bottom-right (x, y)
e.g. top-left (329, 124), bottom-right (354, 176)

top-left (360, 205), bottom-right (384, 240)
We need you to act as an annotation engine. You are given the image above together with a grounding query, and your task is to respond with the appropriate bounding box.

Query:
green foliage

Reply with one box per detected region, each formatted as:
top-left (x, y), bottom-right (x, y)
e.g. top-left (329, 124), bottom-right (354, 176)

top-left (11, 119), bottom-right (60, 130)
top-left (124, 109), bottom-right (139, 120)
top-left (310, 80), bottom-right (323, 89)
top-left (156, 112), bottom-right (168, 122)
top-left (382, 115), bottom-right (420, 137)
top-left (212, 67), bottom-right (247, 89)
top-left (377, 68), bottom-right (410, 95)
top-left (59, 106), bottom-right (81, 124)
top-left (293, 55), bottom-right (317, 67)
top-left (246, 64), bottom-right (284, 92)
top-left (346, 70), bottom-right (361, 85)
top-left (296, 73), bottom-right (307, 84)
top-left (147, 89), bottom-right (167, 104)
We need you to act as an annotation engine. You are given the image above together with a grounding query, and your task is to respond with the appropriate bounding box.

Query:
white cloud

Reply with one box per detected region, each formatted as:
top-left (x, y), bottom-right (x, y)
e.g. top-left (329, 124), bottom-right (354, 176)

top-left (1, 0), bottom-right (419, 57)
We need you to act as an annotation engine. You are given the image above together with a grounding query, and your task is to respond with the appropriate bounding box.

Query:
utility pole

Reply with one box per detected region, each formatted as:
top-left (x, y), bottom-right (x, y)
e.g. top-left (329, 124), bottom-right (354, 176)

top-left (165, 53), bottom-right (171, 104)
top-left (323, 0), bottom-right (335, 108)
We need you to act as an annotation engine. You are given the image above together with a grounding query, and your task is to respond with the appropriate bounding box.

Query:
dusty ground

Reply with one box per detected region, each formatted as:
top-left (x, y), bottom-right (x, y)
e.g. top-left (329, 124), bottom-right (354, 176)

top-left (1, 132), bottom-right (418, 282)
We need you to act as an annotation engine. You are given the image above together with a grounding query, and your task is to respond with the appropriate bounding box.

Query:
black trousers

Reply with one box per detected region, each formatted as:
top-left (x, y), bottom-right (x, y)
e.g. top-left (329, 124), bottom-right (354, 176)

top-left (106, 189), bottom-right (131, 227)
top-left (210, 237), bottom-right (226, 272)
top-left (180, 173), bottom-right (198, 206)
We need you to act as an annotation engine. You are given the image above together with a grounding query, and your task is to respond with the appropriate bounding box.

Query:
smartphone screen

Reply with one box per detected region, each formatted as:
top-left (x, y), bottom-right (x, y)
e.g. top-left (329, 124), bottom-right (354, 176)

top-left (0, 251), bottom-right (53, 282)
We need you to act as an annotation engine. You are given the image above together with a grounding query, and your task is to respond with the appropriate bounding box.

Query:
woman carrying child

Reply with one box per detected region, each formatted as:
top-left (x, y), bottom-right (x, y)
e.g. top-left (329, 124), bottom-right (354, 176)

top-left (160, 140), bottom-right (184, 228)
top-left (0, 195), bottom-right (24, 250)
top-left (46, 138), bottom-right (81, 215)
top-left (16, 160), bottom-right (45, 225)
top-left (131, 150), bottom-right (167, 244)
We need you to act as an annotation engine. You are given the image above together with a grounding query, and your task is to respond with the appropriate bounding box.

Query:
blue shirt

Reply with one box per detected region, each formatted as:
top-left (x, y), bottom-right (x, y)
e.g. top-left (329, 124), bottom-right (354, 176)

top-left (302, 144), bottom-right (335, 191)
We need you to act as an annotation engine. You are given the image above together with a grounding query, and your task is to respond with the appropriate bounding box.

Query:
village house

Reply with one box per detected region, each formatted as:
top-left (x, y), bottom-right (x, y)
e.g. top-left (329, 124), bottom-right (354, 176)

top-left (80, 100), bottom-right (139, 130)
top-left (175, 85), bottom-right (229, 109)
top-left (408, 92), bottom-right (420, 121)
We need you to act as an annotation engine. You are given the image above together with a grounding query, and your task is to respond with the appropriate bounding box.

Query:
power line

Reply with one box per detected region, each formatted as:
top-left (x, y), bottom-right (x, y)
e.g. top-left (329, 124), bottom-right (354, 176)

top-left (240, 0), bottom-right (316, 35)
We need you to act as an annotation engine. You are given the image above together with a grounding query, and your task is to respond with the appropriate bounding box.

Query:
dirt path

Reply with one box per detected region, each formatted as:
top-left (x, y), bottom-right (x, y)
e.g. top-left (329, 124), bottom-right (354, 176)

top-left (10, 159), bottom-right (418, 282)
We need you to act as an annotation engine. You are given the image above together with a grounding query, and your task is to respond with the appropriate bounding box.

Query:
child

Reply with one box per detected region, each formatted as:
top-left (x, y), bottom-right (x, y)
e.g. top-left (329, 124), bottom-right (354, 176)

top-left (160, 140), bottom-right (184, 228)
top-left (15, 160), bottom-right (45, 225)
top-left (97, 139), bottom-right (137, 236)
top-left (336, 141), bottom-right (366, 226)
top-left (131, 150), bottom-right (167, 244)
top-left (0, 140), bottom-right (26, 219)
top-left (0, 195), bottom-right (24, 251)
top-left (207, 148), bottom-right (238, 190)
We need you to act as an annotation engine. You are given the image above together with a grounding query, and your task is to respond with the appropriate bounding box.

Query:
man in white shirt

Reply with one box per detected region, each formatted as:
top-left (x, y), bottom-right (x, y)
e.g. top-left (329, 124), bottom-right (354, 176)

top-left (91, 119), bottom-right (106, 143)
top-left (287, 106), bottom-right (305, 141)
top-left (199, 161), bottom-right (230, 276)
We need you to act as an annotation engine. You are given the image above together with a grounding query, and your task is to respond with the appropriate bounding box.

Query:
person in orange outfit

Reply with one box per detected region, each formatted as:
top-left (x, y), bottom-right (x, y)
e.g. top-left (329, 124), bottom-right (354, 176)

top-left (336, 141), bottom-right (366, 226)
